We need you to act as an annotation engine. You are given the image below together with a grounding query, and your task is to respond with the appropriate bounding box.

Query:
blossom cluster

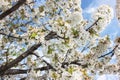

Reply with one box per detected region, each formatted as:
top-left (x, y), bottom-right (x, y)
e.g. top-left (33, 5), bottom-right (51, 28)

top-left (0, 0), bottom-right (118, 80)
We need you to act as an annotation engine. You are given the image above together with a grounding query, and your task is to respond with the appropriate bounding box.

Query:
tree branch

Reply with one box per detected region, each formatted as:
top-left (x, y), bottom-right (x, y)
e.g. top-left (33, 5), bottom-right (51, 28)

top-left (3, 65), bottom-right (55, 75)
top-left (0, 43), bottom-right (41, 76)
top-left (32, 53), bottom-right (57, 71)
top-left (42, 60), bottom-right (57, 71)
top-left (98, 45), bottom-right (119, 58)
top-left (62, 60), bottom-right (88, 68)
top-left (63, 49), bottom-right (72, 62)
top-left (0, 32), bottom-right (22, 40)
top-left (4, 66), bottom-right (50, 75)
top-left (81, 42), bottom-right (90, 53)
top-left (45, 31), bottom-right (66, 40)
top-left (86, 17), bottom-right (101, 31)
top-left (2, 59), bottom-right (88, 75)
top-left (0, 0), bottom-right (26, 20)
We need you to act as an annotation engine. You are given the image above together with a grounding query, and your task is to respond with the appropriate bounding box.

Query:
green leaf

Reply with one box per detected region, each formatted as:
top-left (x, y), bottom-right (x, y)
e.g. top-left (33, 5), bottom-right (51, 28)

top-left (20, 9), bottom-right (25, 20)
top-left (106, 35), bottom-right (110, 41)
top-left (39, 6), bottom-right (44, 12)
top-left (71, 28), bottom-right (79, 38)
top-left (89, 28), bottom-right (98, 36)
top-left (21, 48), bottom-right (25, 52)
top-left (52, 53), bottom-right (58, 63)
top-left (47, 45), bottom-right (54, 54)
top-left (62, 37), bottom-right (69, 47)
top-left (52, 72), bottom-right (58, 79)
top-left (67, 66), bottom-right (75, 74)
top-left (57, 18), bottom-right (64, 26)
top-left (12, 52), bottom-right (17, 56)
top-left (30, 32), bottom-right (37, 39)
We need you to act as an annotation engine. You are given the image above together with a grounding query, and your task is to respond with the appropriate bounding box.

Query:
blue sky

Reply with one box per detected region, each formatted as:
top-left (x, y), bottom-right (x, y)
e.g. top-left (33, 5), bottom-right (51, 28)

top-left (81, 0), bottom-right (120, 41)
top-left (81, 0), bottom-right (93, 9)
top-left (1, 1), bottom-right (119, 80)
top-left (81, 0), bottom-right (119, 80)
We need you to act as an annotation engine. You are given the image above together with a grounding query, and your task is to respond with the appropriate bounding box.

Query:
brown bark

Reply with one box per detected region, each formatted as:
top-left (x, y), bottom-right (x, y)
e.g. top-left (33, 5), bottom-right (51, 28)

top-left (3, 59), bottom-right (88, 75)
top-left (86, 17), bottom-right (101, 31)
top-left (0, 43), bottom-right (41, 76)
top-left (0, 0), bottom-right (26, 20)
top-left (4, 66), bottom-right (49, 75)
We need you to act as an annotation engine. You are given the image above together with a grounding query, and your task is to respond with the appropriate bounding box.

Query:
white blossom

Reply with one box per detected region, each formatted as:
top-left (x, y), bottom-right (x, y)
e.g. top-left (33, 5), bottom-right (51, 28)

top-left (92, 5), bottom-right (114, 32)
top-left (26, 69), bottom-right (41, 80)
top-left (66, 11), bottom-right (83, 27)
top-left (0, 0), bottom-right (117, 80)
top-left (70, 70), bottom-right (83, 80)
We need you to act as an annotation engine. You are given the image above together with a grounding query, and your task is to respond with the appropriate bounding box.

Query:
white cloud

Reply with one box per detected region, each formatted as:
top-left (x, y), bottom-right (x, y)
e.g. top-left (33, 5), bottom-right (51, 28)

top-left (84, 7), bottom-right (95, 14)
top-left (97, 74), bottom-right (119, 80)
top-left (83, 0), bottom-right (116, 14)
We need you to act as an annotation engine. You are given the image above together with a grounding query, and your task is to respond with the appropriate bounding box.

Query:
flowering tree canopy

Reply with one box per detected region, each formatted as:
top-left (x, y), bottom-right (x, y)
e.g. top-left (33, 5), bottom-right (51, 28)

top-left (0, 0), bottom-right (120, 80)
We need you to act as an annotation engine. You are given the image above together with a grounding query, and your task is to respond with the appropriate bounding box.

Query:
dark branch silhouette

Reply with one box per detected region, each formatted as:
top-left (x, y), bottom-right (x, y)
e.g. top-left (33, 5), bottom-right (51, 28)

top-left (98, 45), bottom-right (119, 58)
top-left (0, 32), bottom-right (22, 40)
top-left (4, 66), bottom-right (50, 75)
top-left (0, 30), bottom-right (69, 76)
top-left (45, 31), bottom-right (66, 40)
top-left (42, 60), bottom-right (57, 71)
top-left (0, 0), bottom-right (26, 20)
top-left (61, 60), bottom-right (88, 68)
top-left (86, 17), bottom-right (102, 31)
top-left (2, 59), bottom-right (88, 75)
top-left (63, 49), bottom-right (72, 62)
top-left (0, 43), bottom-right (41, 76)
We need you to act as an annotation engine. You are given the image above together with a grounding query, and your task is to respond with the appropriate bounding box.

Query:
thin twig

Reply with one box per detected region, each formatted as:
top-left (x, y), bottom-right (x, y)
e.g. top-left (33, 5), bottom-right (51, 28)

top-left (0, 0), bottom-right (26, 20)
top-left (31, 53), bottom-right (57, 71)
top-left (3, 59), bottom-right (88, 75)
top-left (86, 17), bottom-right (101, 31)
top-left (0, 43), bottom-right (41, 76)
top-left (3, 66), bottom-right (49, 75)
top-left (61, 59), bottom-right (88, 68)
top-left (98, 45), bottom-right (119, 58)
top-left (42, 60), bottom-right (57, 71)
top-left (0, 32), bottom-right (22, 40)
top-left (81, 42), bottom-right (90, 53)
top-left (45, 31), bottom-right (67, 40)
top-left (63, 49), bottom-right (72, 62)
